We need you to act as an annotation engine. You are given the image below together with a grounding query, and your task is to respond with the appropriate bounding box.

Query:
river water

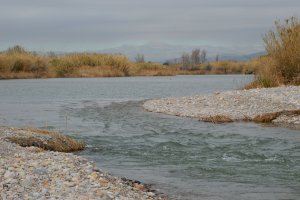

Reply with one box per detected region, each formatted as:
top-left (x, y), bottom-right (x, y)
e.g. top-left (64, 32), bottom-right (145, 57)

top-left (0, 75), bottom-right (299, 200)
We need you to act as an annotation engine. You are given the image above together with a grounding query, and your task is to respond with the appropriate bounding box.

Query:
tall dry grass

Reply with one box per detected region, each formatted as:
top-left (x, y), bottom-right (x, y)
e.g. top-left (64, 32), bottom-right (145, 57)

top-left (0, 46), bottom-right (49, 78)
top-left (0, 45), bottom-right (259, 79)
top-left (246, 16), bottom-right (300, 88)
top-left (50, 53), bottom-right (132, 77)
top-left (203, 60), bottom-right (256, 74)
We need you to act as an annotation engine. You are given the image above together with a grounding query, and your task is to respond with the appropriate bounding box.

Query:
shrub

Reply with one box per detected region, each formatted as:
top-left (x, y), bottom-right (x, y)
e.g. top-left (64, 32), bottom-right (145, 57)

top-left (11, 58), bottom-right (32, 72)
top-left (6, 45), bottom-right (28, 54)
top-left (32, 58), bottom-right (48, 73)
top-left (50, 53), bottom-right (132, 76)
top-left (264, 17), bottom-right (300, 84)
top-left (54, 65), bottom-right (76, 77)
top-left (247, 16), bottom-right (300, 88)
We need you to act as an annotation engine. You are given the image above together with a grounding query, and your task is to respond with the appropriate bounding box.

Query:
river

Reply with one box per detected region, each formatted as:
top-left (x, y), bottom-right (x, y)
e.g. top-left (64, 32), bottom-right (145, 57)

top-left (0, 75), bottom-right (299, 200)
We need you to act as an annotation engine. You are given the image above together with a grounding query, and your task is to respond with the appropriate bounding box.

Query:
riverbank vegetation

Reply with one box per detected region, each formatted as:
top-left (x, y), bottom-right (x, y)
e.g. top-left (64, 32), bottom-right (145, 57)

top-left (0, 45), bottom-right (256, 79)
top-left (4, 127), bottom-right (85, 152)
top-left (245, 17), bottom-right (300, 89)
top-left (1, 17), bottom-right (297, 81)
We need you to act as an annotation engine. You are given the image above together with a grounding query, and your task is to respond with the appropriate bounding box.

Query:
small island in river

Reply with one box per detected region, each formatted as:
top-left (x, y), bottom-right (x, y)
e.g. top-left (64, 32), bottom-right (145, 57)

top-left (144, 86), bottom-right (300, 128)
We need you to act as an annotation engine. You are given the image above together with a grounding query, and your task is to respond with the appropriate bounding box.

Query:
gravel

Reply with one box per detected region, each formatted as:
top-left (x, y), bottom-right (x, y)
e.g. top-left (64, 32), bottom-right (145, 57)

top-left (0, 127), bottom-right (165, 200)
top-left (143, 86), bottom-right (300, 126)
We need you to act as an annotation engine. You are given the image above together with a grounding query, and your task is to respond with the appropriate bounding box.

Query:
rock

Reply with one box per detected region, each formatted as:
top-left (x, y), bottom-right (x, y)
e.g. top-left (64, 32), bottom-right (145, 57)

top-left (133, 183), bottom-right (145, 191)
top-left (33, 168), bottom-right (48, 175)
top-left (148, 192), bottom-right (156, 197)
top-left (4, 171), bottom-right (15, 179)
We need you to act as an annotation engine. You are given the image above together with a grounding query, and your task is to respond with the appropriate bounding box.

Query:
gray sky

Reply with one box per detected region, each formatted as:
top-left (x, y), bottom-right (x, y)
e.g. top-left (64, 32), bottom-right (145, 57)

top-left (0, 0), bottom-right (299, 52)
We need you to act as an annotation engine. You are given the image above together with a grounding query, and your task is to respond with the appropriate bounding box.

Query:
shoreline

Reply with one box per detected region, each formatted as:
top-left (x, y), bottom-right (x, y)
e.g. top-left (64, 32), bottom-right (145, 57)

top-left (143, 86), bottom-right (300, 128)
top-left (0, 73), bottom-right (252, 81)
top-left (0, 127), bottom-right (166, 200)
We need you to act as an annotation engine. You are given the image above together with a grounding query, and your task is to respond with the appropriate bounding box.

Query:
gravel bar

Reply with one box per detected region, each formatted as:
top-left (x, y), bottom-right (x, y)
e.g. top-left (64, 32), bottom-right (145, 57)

top-left (0, 127), bottom-right (165, 200)
top-left (143, 86), bottom-right (300, 126)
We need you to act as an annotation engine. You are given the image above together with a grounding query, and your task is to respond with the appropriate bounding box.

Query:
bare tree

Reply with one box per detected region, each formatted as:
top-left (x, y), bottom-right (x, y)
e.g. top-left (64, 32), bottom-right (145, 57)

top-left (191, 49), bottom-right (200, 65)
top-left (48, 51), bottom-right (57, 58)
top-left (200, 50), bottom-right (207, 64)
top-left (135, 54), bottom-right (145, 63)
top-left (6, 45), bottom-right (27, 54)
top-left (181, 53), bottom-right (191, 70)
top-left (215, 54), bottom-right (219, 62)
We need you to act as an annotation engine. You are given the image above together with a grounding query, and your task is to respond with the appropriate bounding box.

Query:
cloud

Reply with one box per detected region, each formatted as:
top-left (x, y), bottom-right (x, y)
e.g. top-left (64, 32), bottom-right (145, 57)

top-left (0, 0), bottom-right (299, 52)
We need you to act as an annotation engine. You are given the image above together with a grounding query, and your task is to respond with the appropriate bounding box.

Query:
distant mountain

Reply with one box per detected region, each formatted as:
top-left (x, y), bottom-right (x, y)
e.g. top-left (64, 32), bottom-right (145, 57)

top-left (99, 43), bottom-right (265, 62)
top-left (215, 51), bottom-right (266, 61)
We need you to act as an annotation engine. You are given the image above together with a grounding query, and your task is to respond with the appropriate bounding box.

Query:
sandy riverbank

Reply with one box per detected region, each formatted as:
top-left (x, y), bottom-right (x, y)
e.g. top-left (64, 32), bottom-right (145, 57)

top-left (0, 127), bottom-right (165, 200)
top-left (143, 86), bottom-right (300, 127)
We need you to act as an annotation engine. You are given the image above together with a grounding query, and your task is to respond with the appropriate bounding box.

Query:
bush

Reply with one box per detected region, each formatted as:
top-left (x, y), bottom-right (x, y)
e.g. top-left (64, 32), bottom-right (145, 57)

top-left (0, 46), bottom-right (49, 76)
top-left (54, 65), bottom-right (76, 77)
top-left (248, 16), bottom-right (300, 88)
top-left (32, 58), bottom-right (48, 73)
top-left (50, 53), bottom-right (132, 76)
top-left (6, 45), bottom-right (27, 54)
top-left (11, 58), bottom-right (32, 72)
top-left (264, 17), bottom-right (300, 83)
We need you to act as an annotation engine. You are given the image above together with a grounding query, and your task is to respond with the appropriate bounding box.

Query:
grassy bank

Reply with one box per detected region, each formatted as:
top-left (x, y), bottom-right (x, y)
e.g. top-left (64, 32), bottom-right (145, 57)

top-left (1, 17), bottom-right (298, 81)
top-left (0, 46), bottom-right (255, 79)
top-left (246, 17), bottom-right (300, 89)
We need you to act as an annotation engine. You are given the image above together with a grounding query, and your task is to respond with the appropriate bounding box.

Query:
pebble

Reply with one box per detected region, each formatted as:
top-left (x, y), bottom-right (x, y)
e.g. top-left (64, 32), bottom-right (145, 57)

top-left (0, 127), bottom-right (166, 200)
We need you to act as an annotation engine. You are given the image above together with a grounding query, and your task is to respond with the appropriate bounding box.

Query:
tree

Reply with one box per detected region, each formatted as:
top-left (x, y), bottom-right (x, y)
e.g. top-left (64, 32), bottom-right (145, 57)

top-left (200, 50), bottom-right (207, 64)
top-left (181, 53), bottom-right (191, 70)
top-left (135, 54), bottom-right (145, 63)
top-left (215, 54), bottom-right (219, 62)
top-left (191, 49), bottom-right (200, 65)
top-left (6, 45), bottom-right (27, 54)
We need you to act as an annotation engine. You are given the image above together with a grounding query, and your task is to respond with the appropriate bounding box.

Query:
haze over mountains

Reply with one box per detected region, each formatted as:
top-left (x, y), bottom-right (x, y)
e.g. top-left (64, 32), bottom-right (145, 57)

top-left (99, 43), bottom-right (265, 62)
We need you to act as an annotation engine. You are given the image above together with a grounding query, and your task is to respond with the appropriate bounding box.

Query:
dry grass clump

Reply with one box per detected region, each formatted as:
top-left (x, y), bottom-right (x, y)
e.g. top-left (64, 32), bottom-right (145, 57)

top-left (6, 128), bottom-right (85, 152)
top-left (201, 115), bottom-right (234, 123)
top-left (246, 16), bottom-right (300, 88)
top-left (0, 46), bottom-right (49, 78)
top-left (253, 110), bottom-right (300, 123)
top-left (132, 62), bottom-right (178, 76)
top-left (166, 60), bottom-right (256, 75)
top-left (50, 53), bottom-right (132, 77)
top-left (206, 60), bottom-right (256, 74)
top-left (75, 66), bottom-right (126, 77)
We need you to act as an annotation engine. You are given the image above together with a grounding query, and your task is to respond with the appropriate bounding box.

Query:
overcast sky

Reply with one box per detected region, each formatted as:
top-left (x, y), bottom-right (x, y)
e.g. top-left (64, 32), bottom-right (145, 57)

top-left (0, 0), bottom-right (299, 52)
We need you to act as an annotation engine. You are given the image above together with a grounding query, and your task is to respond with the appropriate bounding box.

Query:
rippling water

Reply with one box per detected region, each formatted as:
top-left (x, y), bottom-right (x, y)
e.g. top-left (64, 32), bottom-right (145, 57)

top-left (0, 75), bottom-right (299, 200)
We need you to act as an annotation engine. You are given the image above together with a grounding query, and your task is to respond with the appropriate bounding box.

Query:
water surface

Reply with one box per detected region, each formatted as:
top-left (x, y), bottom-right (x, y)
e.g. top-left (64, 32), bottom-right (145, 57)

top-left (0, 75), bottom-right (299, 200)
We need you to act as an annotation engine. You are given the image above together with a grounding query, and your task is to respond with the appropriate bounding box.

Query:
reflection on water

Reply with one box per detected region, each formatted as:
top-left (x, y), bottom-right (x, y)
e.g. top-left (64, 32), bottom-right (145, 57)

top-left (0, 75), bottom-right (299, 200)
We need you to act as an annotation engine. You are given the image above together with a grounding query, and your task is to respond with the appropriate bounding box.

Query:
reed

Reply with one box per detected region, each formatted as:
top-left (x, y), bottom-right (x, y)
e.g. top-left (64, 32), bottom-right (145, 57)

top-left (50, 53), bottom-right (132, 77)
top-left (0, 47), bottom-right (265, 79)
top-left (246, 16), bottom-right (300, 88)
top-left (203, 60), bottom-right (256, 74)
top-left (0, 49), bottom-right (49, 78)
